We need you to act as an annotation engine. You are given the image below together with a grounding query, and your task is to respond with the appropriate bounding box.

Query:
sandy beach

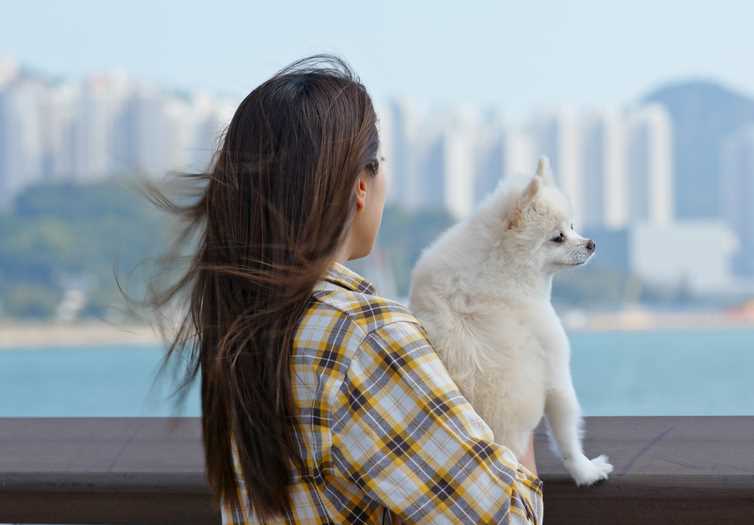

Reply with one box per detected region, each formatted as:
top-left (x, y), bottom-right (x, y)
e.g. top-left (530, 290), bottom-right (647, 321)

top-left (2, 306), bottom-right (753, 349)
top-left (0, 321), bottom-right (162, 349)
top-left (563, 307), bottom-right (754, 332)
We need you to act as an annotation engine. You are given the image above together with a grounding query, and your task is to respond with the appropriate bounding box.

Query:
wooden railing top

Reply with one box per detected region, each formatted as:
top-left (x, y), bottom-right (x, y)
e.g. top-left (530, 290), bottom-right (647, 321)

top-left (0, 417), bottom-right (213, 524)
top-left (1, 416), bottom-right (753, 524)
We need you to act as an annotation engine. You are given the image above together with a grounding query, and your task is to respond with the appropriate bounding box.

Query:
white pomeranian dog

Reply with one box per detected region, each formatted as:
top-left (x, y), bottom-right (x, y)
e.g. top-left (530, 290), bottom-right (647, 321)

top-left (408, 157), bottom-right (613, 486)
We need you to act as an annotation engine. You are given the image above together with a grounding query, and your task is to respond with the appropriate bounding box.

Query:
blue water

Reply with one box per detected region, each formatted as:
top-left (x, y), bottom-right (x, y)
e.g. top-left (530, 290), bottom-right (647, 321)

top-left (0, 343), bottom-right (201, 417)
top-left (1, 328), bottom-right (753, 416)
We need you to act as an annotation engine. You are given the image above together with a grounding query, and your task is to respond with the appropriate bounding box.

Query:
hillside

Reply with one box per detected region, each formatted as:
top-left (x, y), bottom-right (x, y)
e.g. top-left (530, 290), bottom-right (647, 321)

top-left (643, 79), bottom-right (754, 219)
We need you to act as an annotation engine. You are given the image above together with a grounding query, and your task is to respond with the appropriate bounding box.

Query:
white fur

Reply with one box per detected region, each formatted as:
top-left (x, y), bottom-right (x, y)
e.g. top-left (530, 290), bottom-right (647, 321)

top-left (408, 157), bottom-right (613, 486)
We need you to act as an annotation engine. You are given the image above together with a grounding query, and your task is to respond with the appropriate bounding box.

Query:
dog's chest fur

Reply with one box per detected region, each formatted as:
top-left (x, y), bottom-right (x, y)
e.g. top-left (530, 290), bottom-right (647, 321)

top-left (410, 267), bottom-right (570, 457)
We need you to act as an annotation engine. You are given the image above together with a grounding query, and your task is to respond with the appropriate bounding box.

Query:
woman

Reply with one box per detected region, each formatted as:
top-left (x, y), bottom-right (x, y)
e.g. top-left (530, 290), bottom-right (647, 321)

top-left (141, 54), bottom-right (543, 524)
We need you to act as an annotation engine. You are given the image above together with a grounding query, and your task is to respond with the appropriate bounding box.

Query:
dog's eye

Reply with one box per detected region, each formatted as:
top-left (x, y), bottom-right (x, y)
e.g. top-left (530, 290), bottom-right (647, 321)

top-left (551, 232), bottom-right (566, 243)
top-left (570, 223), bottom-right (574, 231)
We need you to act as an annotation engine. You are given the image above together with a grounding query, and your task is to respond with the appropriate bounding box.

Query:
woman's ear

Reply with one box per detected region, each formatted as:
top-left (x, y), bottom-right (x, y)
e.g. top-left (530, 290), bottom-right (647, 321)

top-left (354, 176), bottom-right (367, 211)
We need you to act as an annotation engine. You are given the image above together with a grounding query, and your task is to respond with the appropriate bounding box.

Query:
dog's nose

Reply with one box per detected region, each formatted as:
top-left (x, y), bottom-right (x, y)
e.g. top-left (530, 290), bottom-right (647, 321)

top-left (586, 239), bottom-right (596, 252)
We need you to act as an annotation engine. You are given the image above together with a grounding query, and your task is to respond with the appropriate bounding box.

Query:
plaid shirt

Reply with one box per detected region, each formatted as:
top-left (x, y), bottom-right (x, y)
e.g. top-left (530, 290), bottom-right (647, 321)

top-left (222, 261), bottom-right (544, 524)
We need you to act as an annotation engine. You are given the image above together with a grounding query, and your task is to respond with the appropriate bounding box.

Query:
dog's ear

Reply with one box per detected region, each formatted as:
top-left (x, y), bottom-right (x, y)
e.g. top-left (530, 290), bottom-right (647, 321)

top-left (521, 175), bottom-right (541, 205)
top-left (505, 176), bottom-right (540, 230)
top-left (536, 156), bottom-right (556, 186)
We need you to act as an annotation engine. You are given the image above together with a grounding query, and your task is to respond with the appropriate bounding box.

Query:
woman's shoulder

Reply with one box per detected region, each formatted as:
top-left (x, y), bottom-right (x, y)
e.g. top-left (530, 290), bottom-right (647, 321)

top-left (310, 284), bottom-right (422, 337)
top-left (292, 287), bottom-right (432, 410)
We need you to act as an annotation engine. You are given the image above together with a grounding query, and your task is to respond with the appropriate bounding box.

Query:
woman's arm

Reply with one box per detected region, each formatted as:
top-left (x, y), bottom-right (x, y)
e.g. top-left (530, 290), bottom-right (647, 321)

top-left (329, 320), bottom-right (543, 524)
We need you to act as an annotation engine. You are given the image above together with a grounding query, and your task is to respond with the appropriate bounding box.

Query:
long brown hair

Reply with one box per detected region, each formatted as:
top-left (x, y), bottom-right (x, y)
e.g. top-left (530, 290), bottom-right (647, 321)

top-left (130, 54), bottom-right (380, 520)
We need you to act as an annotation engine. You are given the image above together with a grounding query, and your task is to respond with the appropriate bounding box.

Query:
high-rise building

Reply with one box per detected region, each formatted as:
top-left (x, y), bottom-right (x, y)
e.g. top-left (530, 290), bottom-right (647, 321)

top-left (115, 88), bottom-right (205, 177)
top-left (580, 110), bottom-right (626, 228)
top-left (70, 72), bottom-right (131, 180)
top-left (115, 87), bottom-right (167, 176)
top-left (529, 108), bottom-right (583, 225)
top-left (190, 97), bottom-right (235, 172)
top-left (40, 82), bottom-right (77, 181)
top-left (502, 129), bottom-right (537, 181)
top-left (625, 104), bottom-right (674, 225)
top-left (474, 124), bottom-right (536, 206)
top-left (372, 101), bottom-right (395, 203)
top-left (473, 113), bottom-right (505, 205)
top-left (381, 99), bottom-right (420, 210)
top-left (721, 124), bottom-right (754, 276)
top-left (0, 78), bottom-right (46, 207)
top-left (416, 107), bottom-right (479, 219)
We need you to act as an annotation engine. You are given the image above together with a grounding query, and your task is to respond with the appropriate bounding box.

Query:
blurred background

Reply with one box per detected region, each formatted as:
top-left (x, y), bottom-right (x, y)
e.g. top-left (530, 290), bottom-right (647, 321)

top-left (1, 1), bottom-right (753, 417)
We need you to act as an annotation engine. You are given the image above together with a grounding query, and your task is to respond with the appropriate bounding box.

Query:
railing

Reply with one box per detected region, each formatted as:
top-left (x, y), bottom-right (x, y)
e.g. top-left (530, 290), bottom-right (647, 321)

top-left (537, 416), bottom-right (754, 524)
top-left (0, 418), bottom-right (215, 524)
top-left (1, 417), bottom-right (753, 524)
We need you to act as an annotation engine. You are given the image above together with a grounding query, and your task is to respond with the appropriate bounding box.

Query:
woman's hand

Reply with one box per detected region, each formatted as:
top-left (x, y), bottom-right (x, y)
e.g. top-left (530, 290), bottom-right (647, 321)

top-left (386, 433), bottom-right (537, 525)
top-left (519, 432), bottom-right (538, 477)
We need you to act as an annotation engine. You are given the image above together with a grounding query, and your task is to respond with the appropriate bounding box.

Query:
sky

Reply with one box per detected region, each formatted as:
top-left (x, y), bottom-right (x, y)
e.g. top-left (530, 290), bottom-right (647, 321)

top-left (3, 0), bottom-right (754, 116)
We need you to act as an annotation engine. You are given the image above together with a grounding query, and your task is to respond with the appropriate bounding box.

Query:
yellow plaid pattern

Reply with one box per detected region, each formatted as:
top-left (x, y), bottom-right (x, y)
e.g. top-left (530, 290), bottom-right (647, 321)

top-left (222, 261), bottom-right (544, 524)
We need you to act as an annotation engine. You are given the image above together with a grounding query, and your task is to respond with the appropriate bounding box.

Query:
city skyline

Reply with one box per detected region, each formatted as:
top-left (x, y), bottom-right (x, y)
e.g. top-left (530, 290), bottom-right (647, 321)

top-left (4, 1), bottom-right (754, 116)
top-left (3, 56), bottom-right (754, 294)
top-left (0, 55), bottom-right (681, 217)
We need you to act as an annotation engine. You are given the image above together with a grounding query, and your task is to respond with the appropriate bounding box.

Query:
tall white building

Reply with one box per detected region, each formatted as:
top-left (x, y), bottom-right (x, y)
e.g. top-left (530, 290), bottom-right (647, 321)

top-left (529, 108), bottom-right (583, 225)
top-left (415, 107), bottom-right (480, 219)
top-left (380, 99), bottom-right (421, 210)
top-left (475, 124), bottom-right (536, 206)
top-left (70, 72), bottom-right (131, 180)
top-left (161, 95), bottom-right (199, 174)
top-left (115, 87), bottom-right (167, 175)
top-left (721, 124), bottom-right (754, 276)
top-left (625, 104), bottom-right (673, 225)
top-left (502, 129), bottom-right (537, 181)
top-left (190, 97), bottom-right (235, 172)
top-left (474, 113), bottom-right (505, 205)
top-left (114, 88), bottom-right (205, 177)
top-left (373, 100), bottom-right (395, 203)
top-left (580, 110), bottom-right (627, 228)
top-left (0, 64), bottom-right (241, 208)
top-left (41, 82), bottom-right (78, 181)
top-left (0, 78), bottom-right (46, 206)
top-left (114, 88), bottom-right (237, 178)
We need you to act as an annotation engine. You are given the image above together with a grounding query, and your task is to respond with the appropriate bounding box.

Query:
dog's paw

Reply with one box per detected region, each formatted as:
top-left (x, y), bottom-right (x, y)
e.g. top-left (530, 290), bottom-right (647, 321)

top-left (564, 454), bottom-right (613, 486)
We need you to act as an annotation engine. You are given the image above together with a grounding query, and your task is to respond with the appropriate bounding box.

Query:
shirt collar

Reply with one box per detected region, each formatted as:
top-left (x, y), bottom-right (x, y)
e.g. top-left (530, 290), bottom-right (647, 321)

top-left (316, 260), bottom-right (376, 295)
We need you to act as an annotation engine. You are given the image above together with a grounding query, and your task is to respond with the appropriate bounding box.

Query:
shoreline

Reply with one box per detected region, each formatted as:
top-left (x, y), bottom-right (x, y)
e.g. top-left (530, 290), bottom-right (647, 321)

top-left (2, 311), bottom-right (754, 349)
top-left (0, 321), bottom-right (161, 349)
top-left (562, 308), bottom-right (754, 333)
